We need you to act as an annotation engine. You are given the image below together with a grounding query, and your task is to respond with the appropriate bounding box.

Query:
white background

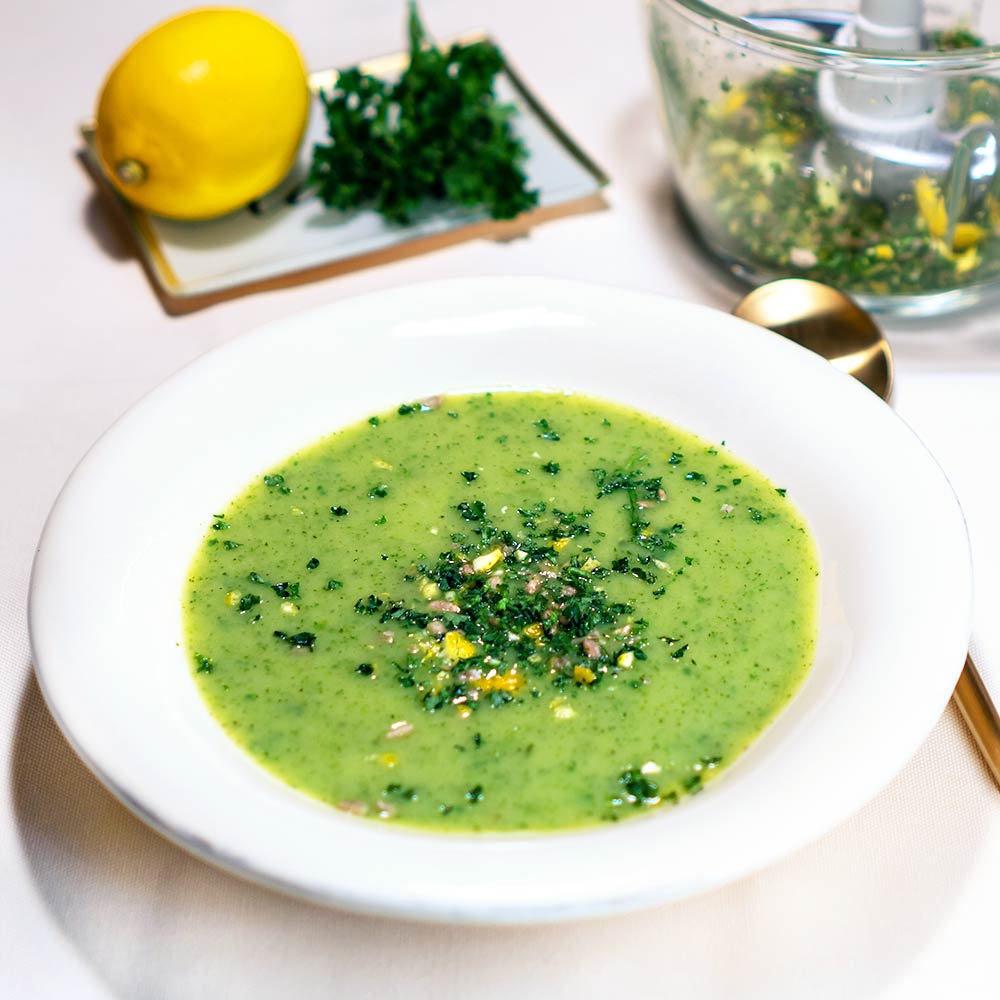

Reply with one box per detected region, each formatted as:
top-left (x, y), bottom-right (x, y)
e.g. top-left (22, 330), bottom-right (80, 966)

top-left (3, 2), bottom-right (1000, 997)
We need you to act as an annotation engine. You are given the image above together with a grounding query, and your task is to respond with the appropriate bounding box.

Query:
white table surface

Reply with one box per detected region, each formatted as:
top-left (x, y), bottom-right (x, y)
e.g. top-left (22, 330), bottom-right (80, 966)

top-left (4, 2), bottom-right (1000, 997)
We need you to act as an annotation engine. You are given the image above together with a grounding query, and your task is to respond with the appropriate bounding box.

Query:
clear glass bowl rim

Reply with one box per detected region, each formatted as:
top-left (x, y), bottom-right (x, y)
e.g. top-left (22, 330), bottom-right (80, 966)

top-left (649, 0), bottom-right (1000, 69)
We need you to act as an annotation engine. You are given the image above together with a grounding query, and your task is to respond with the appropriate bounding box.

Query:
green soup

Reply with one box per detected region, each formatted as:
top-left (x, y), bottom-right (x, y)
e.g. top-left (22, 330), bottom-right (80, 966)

top-left (184, 392), bottom-right (818, 831)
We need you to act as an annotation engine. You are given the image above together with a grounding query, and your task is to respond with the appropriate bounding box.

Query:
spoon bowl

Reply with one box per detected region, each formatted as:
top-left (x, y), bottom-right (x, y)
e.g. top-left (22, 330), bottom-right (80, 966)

top-left (733, 278), bottom-right (893, 400)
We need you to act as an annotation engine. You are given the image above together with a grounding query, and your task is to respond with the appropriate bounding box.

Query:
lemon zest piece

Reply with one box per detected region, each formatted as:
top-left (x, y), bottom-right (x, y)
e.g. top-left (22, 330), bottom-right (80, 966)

top-left (444, 631), bottom-right (477, 661)
top-left (914, 176), bottom-right (948, 239)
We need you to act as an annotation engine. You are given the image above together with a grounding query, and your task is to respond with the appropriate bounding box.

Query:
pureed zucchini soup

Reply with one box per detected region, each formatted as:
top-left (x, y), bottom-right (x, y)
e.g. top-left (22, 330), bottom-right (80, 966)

top-left (184, 392), bottom-right (818, 831)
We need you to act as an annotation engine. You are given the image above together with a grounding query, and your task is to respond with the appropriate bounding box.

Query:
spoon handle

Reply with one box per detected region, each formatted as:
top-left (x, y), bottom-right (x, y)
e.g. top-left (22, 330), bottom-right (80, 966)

top-left (953, 656), bottom-right (1000, 789)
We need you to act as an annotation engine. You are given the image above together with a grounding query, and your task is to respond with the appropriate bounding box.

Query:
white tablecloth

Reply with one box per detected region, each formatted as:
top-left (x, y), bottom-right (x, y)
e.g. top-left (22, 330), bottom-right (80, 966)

top-left (4, 2), bottom-right (1000, 997)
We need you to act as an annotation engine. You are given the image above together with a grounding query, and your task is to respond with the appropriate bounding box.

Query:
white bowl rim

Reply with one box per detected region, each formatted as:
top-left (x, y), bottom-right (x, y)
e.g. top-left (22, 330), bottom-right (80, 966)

top-left (28, 275), bottom-right (973, 923)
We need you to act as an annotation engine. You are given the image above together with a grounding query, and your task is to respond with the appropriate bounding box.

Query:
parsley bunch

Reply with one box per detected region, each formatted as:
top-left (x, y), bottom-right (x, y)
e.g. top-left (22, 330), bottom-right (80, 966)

top-left (308, 2), bottom-right (539, 224)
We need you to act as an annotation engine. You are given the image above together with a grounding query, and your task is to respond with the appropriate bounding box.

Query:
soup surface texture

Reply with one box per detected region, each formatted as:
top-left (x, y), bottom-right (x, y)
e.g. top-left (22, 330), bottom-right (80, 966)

top-left (185, 391), bottom-right (818, 831)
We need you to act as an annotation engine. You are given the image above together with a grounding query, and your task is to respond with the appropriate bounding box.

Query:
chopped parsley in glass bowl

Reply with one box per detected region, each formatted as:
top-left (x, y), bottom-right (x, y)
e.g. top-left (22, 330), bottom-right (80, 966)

top-left (646, 0), bottom-right (1000, 315)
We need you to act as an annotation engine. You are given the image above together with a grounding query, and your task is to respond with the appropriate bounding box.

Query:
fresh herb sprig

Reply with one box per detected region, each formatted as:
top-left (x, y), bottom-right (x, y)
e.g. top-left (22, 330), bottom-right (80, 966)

top-left (594, 466), bottom-right (670, 551)
top-left (309, 2), bottom-right (539, 224)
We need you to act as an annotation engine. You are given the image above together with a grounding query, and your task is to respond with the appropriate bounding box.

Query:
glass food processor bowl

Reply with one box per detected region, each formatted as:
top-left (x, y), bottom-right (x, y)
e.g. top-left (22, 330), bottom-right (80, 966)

top-left (645, 0), bottom-right (1000, 315)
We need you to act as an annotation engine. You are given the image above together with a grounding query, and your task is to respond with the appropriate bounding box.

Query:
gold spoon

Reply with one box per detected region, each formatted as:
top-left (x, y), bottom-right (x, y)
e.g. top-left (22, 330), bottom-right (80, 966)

top-left (734, 278), bottom-right (1000, 789)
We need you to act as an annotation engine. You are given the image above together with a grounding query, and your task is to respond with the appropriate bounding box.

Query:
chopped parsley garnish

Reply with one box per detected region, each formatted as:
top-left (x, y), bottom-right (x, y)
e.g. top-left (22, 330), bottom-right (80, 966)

top-left (456, 499), bottom-right (486, 523)
top-left (618, 768), bottom-right (659, 805)
top-left (461, 471), bottom-right (479, 482)
top-left (306, 557), bottom-right (320, 570)
top-left (330, 506), bottom-right (349, 517)
top-left (594, 468), bottom-right (662, 499)
top-left (326, 579), bottom-right (343, 591)
top-left (263, 474), bottom-right (291, 494)
top-left (533, 418), bottom-right (560, 441)
top-left (355, 663), bottom-right (375, 676)
top-left (238, 594), bottom-right (261, 613)
top-left (372, 498), bottom-right (655, 714)
top-left (368, 484), bottom-right (389, 499)
top-left (541, 461), bottom-right (560, 475)
top-left (687, 43), bottom-right (1000, 299)
top-left (682, 774), bottom-right (702, 793)
top-left (380, 603), bottom-right (431, 629)
top-left (368, 416), bottom-right (380, 427)
top-left (272, 581), bottom-right (300, 600)
top-left (931, 27), bottom-right (984, 49)
top-left (384, 783), bottom-right (418, 801)
top-left (593, 466), bottom-right (669, 550)
top-left (223, 540), bottom-right (240, 550)
top-left (193, 653), bottom-right (215, 674)
top-left (273, 630), bottom-right (317, 650)
top-left (465, 785), bottom-right (484, 804)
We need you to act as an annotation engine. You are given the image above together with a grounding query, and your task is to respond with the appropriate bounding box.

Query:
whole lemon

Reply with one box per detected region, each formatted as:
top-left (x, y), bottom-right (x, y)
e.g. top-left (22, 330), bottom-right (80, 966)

top-left (95, 8), bottom-right (309, 220)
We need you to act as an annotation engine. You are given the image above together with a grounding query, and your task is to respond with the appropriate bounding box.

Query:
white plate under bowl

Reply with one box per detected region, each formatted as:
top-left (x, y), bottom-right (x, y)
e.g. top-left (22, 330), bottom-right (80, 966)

top-left (29, 277), bottom-right (972, 924)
